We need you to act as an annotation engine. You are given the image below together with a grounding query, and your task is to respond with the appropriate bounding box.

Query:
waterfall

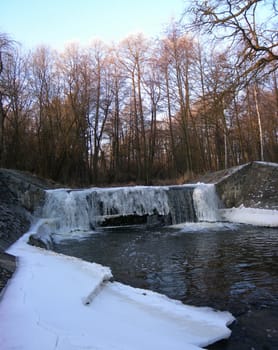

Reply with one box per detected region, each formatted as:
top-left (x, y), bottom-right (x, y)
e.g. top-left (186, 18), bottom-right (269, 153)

top-left (193, 184), bottom-right (220, 222)
top-left (167, 186), bottom-right (196, 224)
top-left (42, 189), bottom-right (93, 232)
top-left (91, 187), bottom-right (170, 224)
top-left (39, 184), bottom-right (220, 237)
top-left (41, 187), bottom-right (171, 233)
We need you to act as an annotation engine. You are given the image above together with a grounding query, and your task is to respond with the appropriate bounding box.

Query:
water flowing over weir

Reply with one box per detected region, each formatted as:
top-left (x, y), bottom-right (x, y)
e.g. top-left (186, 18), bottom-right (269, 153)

top-left (38, 184), bottom-right (220, 236)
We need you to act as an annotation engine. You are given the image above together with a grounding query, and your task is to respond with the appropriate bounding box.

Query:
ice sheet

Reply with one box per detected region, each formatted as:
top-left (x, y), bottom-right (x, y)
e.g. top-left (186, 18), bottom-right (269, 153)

top-left (220, 206), bottom-right (278, 227)
top-left (0, 231), bottom-right (234, 350)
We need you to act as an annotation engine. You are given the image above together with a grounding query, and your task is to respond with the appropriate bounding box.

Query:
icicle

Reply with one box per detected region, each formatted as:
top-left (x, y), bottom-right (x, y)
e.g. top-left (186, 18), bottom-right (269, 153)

top-left (42, 189), bottom-right (92, 232)
top-left (193, 184), bottom-right (220, 222)
top-left (39, 184), bottom-right (221, 237)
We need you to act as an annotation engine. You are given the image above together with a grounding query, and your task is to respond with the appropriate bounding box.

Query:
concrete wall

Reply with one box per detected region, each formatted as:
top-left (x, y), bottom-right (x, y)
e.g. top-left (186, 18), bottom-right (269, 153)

top-left (215, 162), bottom-right (278, 210)
top-left (0, 168), bottom-right (58, 251)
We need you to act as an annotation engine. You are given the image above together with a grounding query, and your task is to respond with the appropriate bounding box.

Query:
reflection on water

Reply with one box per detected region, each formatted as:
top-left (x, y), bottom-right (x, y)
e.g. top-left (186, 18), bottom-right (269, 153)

top-left (53, 223), bottom-right (278, 349)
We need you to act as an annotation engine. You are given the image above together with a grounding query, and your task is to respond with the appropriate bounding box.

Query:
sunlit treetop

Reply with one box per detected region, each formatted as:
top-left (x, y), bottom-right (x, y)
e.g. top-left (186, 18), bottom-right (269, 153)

top-left (182, 0), bottom-right (278, 79)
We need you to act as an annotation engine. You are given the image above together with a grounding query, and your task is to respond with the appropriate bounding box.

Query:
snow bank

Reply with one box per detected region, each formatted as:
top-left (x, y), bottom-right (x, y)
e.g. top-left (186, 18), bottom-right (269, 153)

top-left (220, 206), bottom-right (278, 227)
top-left (0, 230), bottom-right (234, 350)
top-left (254, 161), bottom-right (278, 168)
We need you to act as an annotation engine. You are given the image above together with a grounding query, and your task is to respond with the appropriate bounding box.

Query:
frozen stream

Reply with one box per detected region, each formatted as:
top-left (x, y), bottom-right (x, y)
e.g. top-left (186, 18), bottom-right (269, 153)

top-left (53, 223), bottom-right (278, 349)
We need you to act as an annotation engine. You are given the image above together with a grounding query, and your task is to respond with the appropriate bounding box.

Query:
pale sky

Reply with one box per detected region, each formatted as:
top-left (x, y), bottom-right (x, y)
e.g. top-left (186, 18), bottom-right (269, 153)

top-left (1, 0), bottom-right (186, 49)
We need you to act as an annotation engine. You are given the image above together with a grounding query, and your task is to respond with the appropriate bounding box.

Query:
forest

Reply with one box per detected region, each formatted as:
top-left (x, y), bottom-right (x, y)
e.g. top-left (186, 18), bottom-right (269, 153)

top-left (0, 0), bottom-right (277, 186)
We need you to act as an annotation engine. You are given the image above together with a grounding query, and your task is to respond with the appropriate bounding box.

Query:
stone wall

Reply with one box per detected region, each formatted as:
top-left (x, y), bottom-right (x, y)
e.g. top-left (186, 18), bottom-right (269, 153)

top-left (0, 168), bottom-right (59, 251)
top-left (214, 162), bottom-right (278, 209)
top-left (0, 168), bottom-right (58, 293)
top-left (0, 168), bottom-right (58, 213)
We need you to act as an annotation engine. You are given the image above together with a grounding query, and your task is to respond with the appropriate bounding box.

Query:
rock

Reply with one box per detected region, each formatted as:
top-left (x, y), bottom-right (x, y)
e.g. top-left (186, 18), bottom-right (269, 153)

top-left (0, 168), bottom-right (54, 213)
top-left (28, 233), bottom-right (54, 250)
top-left (0, 252), bottom-right (16, 273)
top-left (0, 168), bottom-right (59, 292)
top-left (0, 200), bottom-right (30, 252)
top-left (0, 168), bottom-right (59, 250)
top-left (0, 252), bottom-right (16, 294)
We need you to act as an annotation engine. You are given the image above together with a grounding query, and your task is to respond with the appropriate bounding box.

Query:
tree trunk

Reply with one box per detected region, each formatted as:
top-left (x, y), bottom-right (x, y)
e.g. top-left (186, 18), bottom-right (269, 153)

top-left (254, 84), bottom-right (264, 161)
top-left (0, 93), bottom-right (5, 166)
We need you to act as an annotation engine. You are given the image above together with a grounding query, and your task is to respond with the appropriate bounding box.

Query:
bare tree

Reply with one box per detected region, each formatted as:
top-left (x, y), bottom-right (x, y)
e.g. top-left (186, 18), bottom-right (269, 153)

top-left (87, 41), bottom-right (114, 184)
top-left (1, 15), bottom-right (277, 185)
top-left (161, 24), bottom-right (194, 173)
top-left (0, 33), bottom-right (15, 166)
top-left (29, 46), bottom-right (61, 178)
top-left (2, 49), bottom-right (31, 168)
top-left (183, 0), bottom-right (278, 80)
top-left (119, 34), bottom-right (150, 182)
top-left (142, 49), bottom-right (162, 183)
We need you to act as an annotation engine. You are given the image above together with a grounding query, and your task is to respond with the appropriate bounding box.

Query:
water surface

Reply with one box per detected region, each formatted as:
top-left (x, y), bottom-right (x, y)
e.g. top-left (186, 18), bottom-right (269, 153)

top-left (53, 223), bottom-right (278, 349)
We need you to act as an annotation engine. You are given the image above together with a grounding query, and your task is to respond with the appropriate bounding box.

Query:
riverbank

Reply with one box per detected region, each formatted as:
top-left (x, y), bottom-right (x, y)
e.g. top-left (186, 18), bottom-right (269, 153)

top-left (1, 230), bottom-right (235, 350)
top-left (0, 162), bottom-right (277, 349)
top-left (196, 161), bottom-right (278, 210)
top-left (1, 162), bottom-right (277, 293)
top-left (0, 168), bottom-right (58, 294)
top-left (0, 253), bottom-right (16, 294)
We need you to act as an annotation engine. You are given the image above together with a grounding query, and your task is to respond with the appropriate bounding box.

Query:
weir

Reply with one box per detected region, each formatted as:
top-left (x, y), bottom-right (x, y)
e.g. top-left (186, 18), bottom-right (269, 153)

top-left (38, 184), bottom-right (220, 237)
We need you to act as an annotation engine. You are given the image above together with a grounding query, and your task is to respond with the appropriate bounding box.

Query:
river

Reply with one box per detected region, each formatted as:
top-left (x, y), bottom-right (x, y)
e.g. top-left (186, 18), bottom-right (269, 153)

top-left (53, 223), bottom-right (278, 349)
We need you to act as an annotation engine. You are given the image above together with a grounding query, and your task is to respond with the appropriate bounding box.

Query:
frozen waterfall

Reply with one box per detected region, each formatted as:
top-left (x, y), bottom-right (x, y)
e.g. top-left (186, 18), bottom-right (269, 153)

top-left (193, 184), bottom-right (221, 222)
top-left (39, 184), bottom-right (220, 235)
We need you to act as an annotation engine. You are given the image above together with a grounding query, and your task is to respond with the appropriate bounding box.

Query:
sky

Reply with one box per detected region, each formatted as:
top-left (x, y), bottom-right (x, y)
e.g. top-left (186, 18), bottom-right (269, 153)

top-left (1, 0), bottom-right (185, 50)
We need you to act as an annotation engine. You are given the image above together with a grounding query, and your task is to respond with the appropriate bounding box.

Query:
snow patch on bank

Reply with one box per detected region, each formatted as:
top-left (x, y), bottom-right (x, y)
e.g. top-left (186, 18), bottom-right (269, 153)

top-left (254, 161), bottom-right (278, 168)
top-left (0, 229), bottom-right (234, 350)
top-left (220, 206), bottom-right (278, 227)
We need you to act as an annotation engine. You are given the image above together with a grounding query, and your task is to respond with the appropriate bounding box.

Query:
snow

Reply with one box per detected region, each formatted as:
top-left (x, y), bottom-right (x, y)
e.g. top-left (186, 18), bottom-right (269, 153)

top-left (0, 229), bottom-right (235, 350)
top-left (254, 161), bottom-right (278, 168)
top-left (172, 222), bottom-right (239, 232)
top-left (220, 206), bottom-right (278, 227)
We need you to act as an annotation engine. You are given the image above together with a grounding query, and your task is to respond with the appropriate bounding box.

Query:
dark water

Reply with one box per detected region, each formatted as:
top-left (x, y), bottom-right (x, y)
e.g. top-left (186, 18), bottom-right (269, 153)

top-left (53, 223), bottom-right (278, 349)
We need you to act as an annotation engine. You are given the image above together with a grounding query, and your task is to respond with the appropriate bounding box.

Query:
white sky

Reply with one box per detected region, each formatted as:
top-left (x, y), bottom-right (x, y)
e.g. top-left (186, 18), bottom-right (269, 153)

top-left (1, 0), bottom-right (186, 49)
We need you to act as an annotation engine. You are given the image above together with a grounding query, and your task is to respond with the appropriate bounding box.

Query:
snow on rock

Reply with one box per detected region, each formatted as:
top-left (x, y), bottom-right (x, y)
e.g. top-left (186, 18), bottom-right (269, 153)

top-left (220, 206), bottom-right (278, 227)
top-left (0, 230), bottom-right (234, 350)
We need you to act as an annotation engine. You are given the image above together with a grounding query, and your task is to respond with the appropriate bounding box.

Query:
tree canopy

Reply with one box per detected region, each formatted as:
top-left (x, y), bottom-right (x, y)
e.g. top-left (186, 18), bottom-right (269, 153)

top-left (183, 0), bottom-right (278, 80)
top-left (0, 3), bottom-right (277, 185)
